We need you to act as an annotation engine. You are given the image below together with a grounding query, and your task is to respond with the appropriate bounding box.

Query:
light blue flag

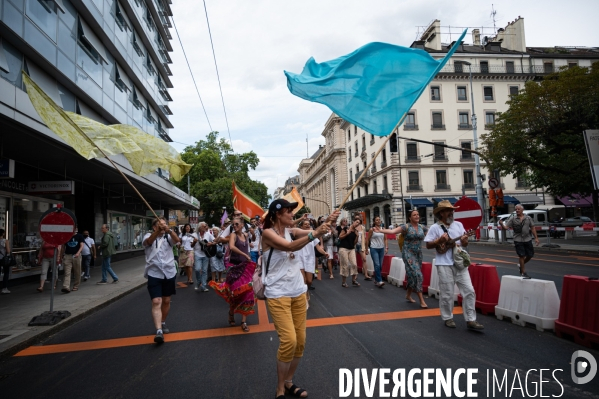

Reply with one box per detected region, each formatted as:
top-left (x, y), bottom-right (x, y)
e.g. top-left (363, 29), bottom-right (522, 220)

top-left (285, 30), bottom-right (467, 137)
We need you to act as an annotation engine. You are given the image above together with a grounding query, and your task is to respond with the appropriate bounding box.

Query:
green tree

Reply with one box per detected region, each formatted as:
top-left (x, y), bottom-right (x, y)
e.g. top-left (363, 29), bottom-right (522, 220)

top-left (175, 132), bottom-right (270, 226)
top-left (480, 63), bottom-right (599, 217)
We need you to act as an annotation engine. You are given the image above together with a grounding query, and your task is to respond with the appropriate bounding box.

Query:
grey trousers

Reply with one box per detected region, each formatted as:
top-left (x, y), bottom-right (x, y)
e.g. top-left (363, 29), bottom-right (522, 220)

top-left (437, 265), bottom-right (476, 322)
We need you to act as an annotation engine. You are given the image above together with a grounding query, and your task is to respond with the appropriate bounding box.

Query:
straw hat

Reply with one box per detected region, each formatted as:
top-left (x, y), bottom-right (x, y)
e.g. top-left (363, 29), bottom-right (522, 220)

top-left (433, 200), bottom-right (459, 217)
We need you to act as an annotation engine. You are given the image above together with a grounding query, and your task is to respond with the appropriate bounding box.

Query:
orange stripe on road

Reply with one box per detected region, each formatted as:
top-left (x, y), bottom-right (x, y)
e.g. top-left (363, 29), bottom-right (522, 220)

top-left (14, 306), bottom-right (456, 357)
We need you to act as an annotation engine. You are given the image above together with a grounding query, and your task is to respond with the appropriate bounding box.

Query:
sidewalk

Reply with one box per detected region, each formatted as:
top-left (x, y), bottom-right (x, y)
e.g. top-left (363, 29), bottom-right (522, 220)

top-left (0, 257), bottom-right (147, 358)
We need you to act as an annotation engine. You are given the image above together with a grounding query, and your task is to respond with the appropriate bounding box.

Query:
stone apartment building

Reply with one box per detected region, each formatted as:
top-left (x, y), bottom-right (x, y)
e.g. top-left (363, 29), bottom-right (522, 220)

top-left (296, 17), bottom-right (599, 228)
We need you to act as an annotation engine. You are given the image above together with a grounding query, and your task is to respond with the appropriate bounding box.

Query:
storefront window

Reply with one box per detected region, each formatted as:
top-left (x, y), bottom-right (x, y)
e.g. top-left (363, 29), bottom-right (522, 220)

top-left (108, 211), bottom-right (153, 251)
top-left (11, 197), bottom-right (56, 276)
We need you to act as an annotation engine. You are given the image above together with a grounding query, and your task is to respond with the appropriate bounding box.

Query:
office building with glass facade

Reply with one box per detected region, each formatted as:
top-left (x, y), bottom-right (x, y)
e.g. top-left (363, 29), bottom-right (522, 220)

top-left (0, 0), bottom-right (197, 281)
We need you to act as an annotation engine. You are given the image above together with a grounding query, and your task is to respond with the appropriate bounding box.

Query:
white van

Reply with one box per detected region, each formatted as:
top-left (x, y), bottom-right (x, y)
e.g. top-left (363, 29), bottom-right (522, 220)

top-left (497, 210), bottom-right (549, 238)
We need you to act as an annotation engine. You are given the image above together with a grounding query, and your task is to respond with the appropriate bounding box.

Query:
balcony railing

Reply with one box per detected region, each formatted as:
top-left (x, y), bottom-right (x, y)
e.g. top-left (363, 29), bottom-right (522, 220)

top-left (516, 181), bottom-right (530, 189)
top-left (458, 123), bottom-right (472, 130)
top-left (431, 124), bottom-right (445, 130)
top-left (370, 138), bottom-right (375, 145)
top-left (440, 64), bottom-right (554, 75)
top-left (355, 171), bottom-right (370, 181)
top-left (404, 124), bottom-right (418, 130)
top-left (406, 185), bottom-right (423, 192)
top-left (435, 184), bottom-right (451, 191)
top-left (380, 161), bottom-right (387, 168)
top-left (433, 154), bottom-right (448, 161)
top-left (462, 183), bottom-right (475, 190)
top-left (371, 166), bottom-right (377, 173)
top-left (460, 154), bottom-right (474, 162)
top-left (405, 156), bottom-right (421, 163)
top-left (354, 151), bottom-right (358, 158)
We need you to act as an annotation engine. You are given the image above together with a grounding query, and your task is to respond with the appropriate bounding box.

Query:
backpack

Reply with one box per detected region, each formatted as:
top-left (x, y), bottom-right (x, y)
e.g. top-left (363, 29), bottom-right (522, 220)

top-left (215, 243), bottom-right (224, 259)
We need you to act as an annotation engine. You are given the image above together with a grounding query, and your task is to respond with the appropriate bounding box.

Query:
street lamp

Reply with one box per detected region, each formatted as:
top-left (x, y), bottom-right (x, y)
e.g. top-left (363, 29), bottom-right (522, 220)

top-left (462, 61), bottom-right (486, 238)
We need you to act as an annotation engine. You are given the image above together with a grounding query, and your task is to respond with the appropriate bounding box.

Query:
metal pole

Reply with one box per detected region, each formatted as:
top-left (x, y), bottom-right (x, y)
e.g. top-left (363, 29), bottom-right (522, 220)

top-left (467, 63), bottom-right (486, 239)
top-left (49, 247), bottom-right (56, 312)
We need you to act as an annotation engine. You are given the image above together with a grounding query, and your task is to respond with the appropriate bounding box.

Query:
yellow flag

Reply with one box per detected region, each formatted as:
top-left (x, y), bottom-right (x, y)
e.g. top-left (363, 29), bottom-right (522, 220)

top-left (110, 124), bottom-right (192, 182)
top-left (22, 72), bottom-right (141, 160)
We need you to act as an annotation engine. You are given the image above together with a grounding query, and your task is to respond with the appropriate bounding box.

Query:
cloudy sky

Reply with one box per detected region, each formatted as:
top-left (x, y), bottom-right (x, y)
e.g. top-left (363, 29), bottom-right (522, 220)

top-left (167, 0), bottom-right (599, 198)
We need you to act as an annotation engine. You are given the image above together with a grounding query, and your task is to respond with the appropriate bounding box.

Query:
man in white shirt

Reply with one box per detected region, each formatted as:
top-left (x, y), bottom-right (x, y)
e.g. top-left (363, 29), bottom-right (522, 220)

top-left (81, 230), bottom-right (96, 281)
top-left (143, 217), bottom-right (180, 344)
top-left (192, 222), bottom-right (215, 291)
top-left (424, 200), bottom-right (484, 331)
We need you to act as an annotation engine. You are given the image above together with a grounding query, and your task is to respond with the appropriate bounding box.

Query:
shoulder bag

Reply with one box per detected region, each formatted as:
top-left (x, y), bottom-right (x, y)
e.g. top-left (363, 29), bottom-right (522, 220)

top-left (253, 246), bottom-right (273, 300)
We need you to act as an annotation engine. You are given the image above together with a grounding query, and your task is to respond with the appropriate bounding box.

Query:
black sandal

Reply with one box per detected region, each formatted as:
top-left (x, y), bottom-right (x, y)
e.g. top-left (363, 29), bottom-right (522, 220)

top-left (228, 311), bottom-right (235, 326)
top-left (241, 322), bottom-right (249, 333)
top-left (285, 383), bottom-right (308, 398)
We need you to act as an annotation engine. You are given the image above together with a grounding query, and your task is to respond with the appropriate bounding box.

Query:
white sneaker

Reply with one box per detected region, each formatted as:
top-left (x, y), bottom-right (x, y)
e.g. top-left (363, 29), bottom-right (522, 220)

top-left (81, 272), bottom-right (85, 277)
top-left (1, 288), bottom-right (10, 294)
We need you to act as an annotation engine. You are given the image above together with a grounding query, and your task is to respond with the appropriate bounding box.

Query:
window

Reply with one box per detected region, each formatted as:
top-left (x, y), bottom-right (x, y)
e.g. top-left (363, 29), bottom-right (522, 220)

top-left (544, 62), bottom-right (554, 73)
top-left (115, 1), bottom-right (131, 31)
top-left (383, 175), bottom-right (388, 192)
top-left (354, 142), bottom-right (358, 156)
top-left (389, 133), bottom-right (397, 152)
top-left (78, 18), bottom-right (108, 64)
top-left (349, 169), bottom-right (352, 182)
top-left (357, 188), bottom-right (361, 198)
top-left (463, 170), bottom-right (474, 188)
top-left (436, 170), bottom-right (448, 188)
top-left (25, 0), bottom-right (59, 43)
top-left (516, 175), bottom-right (530, 188)
top-left (373, 179), bottom-right (378, 194)
top-left (405, 112), bottom-right (417, 129)
top-left (364, 184), bottom-right (369, 195)
top-left (433, 143), bottom-right (446, 160)
top-left (370, 134), bottom-right (375, 144)
top-left (461, 142), bottom-right (472, 159)
top-left (454, 61), bottom-right (464, 73)
top-left (568, 62), bottom-right (577, 69)
top-left (432, 112), bottom-right (444, 128)
top-left (509, 86), bottom-right (519, 97)
top-left (483, 86), bottom-right (494, 101)
top-left (348, 147), bottom-right (352, 161)
top-left (480, 61), bottom-right (489, 73)
top-left (347, 130), bottom-right (350, 141)
top-left (406, 143), bottom-right (418, 160)
top-left (408, 171), bottom-right (420, 188)
top-left (382, 149), bottom-right (387, 163)
top-left (430, 86), bottom-right (441, 101)
top-left (361, 136), bottom-right (366, 151)
top-left (485, 112), bottom-right (496, 127)
top-left (458, 112), bottom-right (470, 129)
top-left (457, 86), bottom-right (467, 101)
top-left (506, 61), bottom-right (515, 73)
top-left (354, 125), bottom-right (357, 136)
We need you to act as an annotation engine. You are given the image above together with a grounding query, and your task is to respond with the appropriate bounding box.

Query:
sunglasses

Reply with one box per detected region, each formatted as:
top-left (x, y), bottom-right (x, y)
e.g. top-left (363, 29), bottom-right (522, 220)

top-left (233, 223), bottom-right (241, 226)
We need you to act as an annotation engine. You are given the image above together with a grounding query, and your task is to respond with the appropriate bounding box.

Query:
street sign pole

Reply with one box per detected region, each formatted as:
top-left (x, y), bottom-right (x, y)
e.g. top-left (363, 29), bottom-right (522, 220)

top-left (29, 205), bottom-right (77, 326)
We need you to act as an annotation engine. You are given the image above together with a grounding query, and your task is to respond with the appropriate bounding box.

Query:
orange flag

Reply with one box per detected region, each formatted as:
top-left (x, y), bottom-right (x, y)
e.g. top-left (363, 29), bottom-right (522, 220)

top-left (232, 182), bottom-right (264, 221)
top-left (283, 187), bottom-right (304, 214)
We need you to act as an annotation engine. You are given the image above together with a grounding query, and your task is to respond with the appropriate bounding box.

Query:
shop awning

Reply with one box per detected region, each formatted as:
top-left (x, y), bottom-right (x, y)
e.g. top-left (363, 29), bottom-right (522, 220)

top-left (502, 195), bottom-right (519, 204)
top-left (342, 194), bottom-right (391, 210)
top-left (513, 194), bottom-right (543, 204)
top-left (557, 195), bottom-right (593, 207)
top-left (433, 197), bottom-right (458, 205)
top-left (405, 198), bottom-right (433, 207)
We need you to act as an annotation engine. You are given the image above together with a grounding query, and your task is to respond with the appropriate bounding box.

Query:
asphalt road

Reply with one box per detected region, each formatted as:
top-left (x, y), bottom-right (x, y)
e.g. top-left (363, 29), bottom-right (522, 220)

top-left (0, 243), bottom-right (598, 399)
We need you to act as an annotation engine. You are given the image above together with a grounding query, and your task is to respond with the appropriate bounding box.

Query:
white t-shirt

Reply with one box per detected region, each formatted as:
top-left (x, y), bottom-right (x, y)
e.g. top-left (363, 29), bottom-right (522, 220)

top-left (193, 230), bottom-right (214, 258)
top-left (180, 233), bottom-right (195, 251)
top-left (264, 229), bottom-right (307, 299)
top-left (298, 238), bottom-right (319, 273)
top-left (143, 233), bottom-right (176, 279)
top-left (81, 237), bottom-right (95, 256)
top-left (249, 228), bottom-right (261, 252)
top-left (424, 221), bottom-right (466, 266)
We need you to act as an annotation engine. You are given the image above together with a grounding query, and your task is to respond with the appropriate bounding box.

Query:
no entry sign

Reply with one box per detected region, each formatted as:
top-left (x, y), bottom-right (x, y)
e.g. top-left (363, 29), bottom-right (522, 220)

top-left (38, 205), bottom-right (77, 246)
top-left (453, 197), bottom-right (483, 231)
